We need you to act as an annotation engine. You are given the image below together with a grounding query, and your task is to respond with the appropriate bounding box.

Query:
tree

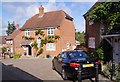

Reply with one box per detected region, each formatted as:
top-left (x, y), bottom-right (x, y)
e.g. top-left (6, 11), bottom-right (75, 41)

top-left (89, 1), bottom-right (120, 29)
top-left (75, 31), bottom-right (85, 44)
top-left (6, 21), bottom-right (16, 35)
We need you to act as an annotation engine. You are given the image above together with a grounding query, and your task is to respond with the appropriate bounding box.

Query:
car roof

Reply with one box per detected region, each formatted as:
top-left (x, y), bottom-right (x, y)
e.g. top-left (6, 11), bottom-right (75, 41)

top-left (62, 50), bottom-right (83, 53)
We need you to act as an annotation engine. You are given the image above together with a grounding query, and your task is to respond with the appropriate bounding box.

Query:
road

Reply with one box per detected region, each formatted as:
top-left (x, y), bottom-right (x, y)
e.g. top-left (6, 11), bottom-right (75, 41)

top-left (2, 58), bottom-right (111, 82)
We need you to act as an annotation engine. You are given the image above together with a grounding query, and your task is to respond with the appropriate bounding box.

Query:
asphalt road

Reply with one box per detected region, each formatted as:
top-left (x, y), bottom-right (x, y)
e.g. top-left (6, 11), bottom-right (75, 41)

top-left (2, 58), bottom-right (111, 82)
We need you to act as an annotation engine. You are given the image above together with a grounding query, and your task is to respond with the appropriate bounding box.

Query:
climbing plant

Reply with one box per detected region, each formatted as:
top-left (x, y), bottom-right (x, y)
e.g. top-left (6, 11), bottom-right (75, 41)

top-left (31, 29), bottom-right (60, 56)
top-left (22, 36), bottom-right (34, 40)
top-left (88, 1), bottom-right (120, 29)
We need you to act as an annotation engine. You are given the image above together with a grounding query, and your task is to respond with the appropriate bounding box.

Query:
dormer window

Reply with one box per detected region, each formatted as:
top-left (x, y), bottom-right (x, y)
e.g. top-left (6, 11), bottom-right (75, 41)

top-left (25, 30), bottom-right (30, 37)
top-left (47, 28), bottom-right (54, 35)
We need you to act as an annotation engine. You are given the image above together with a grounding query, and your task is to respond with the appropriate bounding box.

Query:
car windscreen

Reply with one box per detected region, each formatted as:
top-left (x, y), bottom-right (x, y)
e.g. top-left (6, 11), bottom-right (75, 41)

top-left (67, 51), bottom-right (90, 59)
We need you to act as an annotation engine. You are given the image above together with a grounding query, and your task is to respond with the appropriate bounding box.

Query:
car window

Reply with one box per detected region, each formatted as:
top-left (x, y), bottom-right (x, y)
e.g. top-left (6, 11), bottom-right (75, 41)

top-left (61, 53), bottom-right (67, 59)
top-left (57, 53), bottom-right (61, 58)
top-left (67, 51), bottom-right (89, 59)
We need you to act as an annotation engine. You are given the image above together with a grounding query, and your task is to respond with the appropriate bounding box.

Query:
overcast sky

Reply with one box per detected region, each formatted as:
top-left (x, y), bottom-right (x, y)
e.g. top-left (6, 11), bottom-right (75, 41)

top-left (0, 1), bottom-right (95, 35)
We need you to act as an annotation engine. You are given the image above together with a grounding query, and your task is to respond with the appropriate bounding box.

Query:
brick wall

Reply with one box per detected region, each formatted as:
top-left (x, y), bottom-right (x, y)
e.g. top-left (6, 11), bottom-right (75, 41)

top-left (14, 18), bottom-right (75, 57)
top-left (85, 16), bottom-right (108, 51)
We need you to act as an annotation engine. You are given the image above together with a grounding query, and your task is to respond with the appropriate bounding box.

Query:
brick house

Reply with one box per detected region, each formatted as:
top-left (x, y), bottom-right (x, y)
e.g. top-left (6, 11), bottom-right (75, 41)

top-left (0, 36), bottom-right (7, 47)
top-left (6, 6), bottom-right (75, 57)
top-left (83, 2), bottom-right (108, 51)
top-left (0, 36), bottom-right (7, 55)
top-left (6, 24), bottom-right (22, 54)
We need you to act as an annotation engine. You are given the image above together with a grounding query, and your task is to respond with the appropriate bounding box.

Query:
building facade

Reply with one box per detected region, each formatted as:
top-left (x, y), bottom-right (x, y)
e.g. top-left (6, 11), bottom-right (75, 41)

top-left (6, 6), bottom-right (75, 57)
top-left (83, 2), bottom-right (108, 51)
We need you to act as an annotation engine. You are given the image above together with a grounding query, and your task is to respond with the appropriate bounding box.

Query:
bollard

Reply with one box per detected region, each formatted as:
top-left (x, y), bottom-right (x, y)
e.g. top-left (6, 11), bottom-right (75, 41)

top-left (111, 60), bottom-right (115, 80)
top-left (95, 63), bottom-right (99, 82)
top-left (78, 66), bottom-right (82, 82)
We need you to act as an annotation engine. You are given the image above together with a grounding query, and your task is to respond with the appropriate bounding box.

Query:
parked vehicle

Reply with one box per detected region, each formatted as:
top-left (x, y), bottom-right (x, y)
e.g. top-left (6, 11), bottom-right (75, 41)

top-left (52, 50), bottom-right (101, 82)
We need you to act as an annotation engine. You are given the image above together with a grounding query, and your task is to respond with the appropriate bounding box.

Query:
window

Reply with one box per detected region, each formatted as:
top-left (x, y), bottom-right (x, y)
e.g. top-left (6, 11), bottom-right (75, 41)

top-left (25, 31), bottom-right (30, 37)
top-left (46, 43), bottom-right (56, 51)
top-left (37, 37), bottom-right (41, 48)
top-left (61, 53), bottom-right (67, 59)
top-left (89, 20), bottom-right (94, 25)
top-left (47, 28), bottom-right (54, 35)
top-left (67, 51), bottom-right (89, 59)
top-left (100, 24), bottom-right (105, 35)
top-left (88, 37), bottom-right (95, 48)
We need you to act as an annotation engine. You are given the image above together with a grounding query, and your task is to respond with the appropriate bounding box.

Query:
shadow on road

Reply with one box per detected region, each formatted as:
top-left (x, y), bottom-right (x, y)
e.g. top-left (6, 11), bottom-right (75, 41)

top-left (2, 63), bottom-right (43, 82)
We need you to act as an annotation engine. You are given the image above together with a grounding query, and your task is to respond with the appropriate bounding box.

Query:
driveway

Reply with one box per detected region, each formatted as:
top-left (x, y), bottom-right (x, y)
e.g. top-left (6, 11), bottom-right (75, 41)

top-left (2, 58), bottom-right (111, 82)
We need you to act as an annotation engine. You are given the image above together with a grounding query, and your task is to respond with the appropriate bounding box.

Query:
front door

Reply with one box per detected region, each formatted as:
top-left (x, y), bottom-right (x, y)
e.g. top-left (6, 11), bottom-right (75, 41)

top-left (28, 46), bottom-right (32, 55)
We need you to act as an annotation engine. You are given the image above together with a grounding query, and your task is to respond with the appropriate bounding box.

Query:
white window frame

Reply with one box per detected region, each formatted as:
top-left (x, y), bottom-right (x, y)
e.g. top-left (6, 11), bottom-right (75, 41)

top-left (37, 37), bottom-right (41, 48)
top-left (88, 37), bottom-right (95, 48)
top-left (25, 30), bottom-right (30, 37)
top-left (89, 20), bottom-right (94, 25)
top-left (46, 43), bottom-right (56, 51)
top-left (47, 28), bottom-right (54, 35)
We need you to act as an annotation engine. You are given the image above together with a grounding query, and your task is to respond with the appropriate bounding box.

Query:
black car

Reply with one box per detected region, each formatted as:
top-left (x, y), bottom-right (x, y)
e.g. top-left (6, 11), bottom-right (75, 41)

top-left (52, 50), bottom-right (101, 81)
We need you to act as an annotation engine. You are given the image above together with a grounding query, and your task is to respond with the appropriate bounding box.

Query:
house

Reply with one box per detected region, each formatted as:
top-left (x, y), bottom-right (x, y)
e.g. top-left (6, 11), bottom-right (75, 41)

top-left (6, 24), bottom-right (22, 54)
top-left (6, 6), bottom-right (75, 57)
top-left (0, 36), bottom-right (7, 47)
top-left (84, 2), bottom-right (120, 63)
top-left (0, 36), bottom-right (7, 55)
top-left (83, 2), bottom-right (109, 51)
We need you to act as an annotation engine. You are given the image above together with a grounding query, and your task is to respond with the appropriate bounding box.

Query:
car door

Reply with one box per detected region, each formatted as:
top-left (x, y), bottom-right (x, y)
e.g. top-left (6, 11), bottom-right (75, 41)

top-left (57, 52), bottom-right (68, 73)
top-left (53, 53), bottom-right (61, 71)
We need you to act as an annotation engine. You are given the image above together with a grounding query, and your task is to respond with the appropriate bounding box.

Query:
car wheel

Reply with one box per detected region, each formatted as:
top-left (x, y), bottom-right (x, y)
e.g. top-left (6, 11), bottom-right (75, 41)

top-left (52, 62), bottom-right (55, 70)
top-left (61, 68), bottom-right (68, 80)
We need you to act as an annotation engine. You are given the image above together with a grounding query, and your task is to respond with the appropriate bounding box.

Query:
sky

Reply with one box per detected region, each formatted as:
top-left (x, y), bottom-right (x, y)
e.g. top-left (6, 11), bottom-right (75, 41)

top-left (0, 1), bottom-right (96, 35)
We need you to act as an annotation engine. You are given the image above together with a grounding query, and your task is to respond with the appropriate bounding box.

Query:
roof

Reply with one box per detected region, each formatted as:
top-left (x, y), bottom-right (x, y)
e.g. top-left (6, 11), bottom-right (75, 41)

top-left (102, 25), bottom-right (120, 38)
top-left (108, 25), bottom-right (120, 34)
top-left (83, 2), bottom-right (101, 17)
top-left (6, 29), bottom-right (22, 40)
top-left (21, 10), bottom-right (73, 30)
top-left (21, 40), bottom-right (32, 46)
top-left (0, 36), bottom-right (7, 44)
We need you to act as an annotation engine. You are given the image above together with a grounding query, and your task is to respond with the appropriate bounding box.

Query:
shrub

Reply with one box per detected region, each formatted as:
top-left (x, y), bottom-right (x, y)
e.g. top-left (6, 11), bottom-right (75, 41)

top-left (1, 47), bottom-right (6, 54)
top-left (46, 54), bottom-right (51, 58)
top-left (13, 53), bottom-right (22, 59)
top-left (92, 47), bottom-right (104, 64)
top-left (102, 62), bottom-right (120, 81)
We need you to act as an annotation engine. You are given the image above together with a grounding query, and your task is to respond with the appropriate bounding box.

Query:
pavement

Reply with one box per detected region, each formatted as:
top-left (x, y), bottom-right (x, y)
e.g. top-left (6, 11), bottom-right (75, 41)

top-left (1, 58), bottom-right (112, 82)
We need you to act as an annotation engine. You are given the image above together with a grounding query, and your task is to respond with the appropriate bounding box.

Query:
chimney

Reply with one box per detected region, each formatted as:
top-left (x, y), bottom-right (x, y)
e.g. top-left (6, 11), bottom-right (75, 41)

top-left (15, 24), bottom-right (19, 30)
top-left (39, 5), bottom-right (44, 17)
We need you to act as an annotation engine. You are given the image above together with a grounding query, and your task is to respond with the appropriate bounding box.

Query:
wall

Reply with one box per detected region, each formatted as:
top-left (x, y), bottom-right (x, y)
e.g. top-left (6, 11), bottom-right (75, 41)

top-left (85, 16), bottom-right (108, 51)
top-left (14, 18), bottom-right (75, 57)
top-left (60, 18), bottom-right (75, 51)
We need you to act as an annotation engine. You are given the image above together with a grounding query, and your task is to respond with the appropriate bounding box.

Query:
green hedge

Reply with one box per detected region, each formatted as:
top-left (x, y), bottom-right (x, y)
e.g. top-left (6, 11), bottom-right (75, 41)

top-left (13, 53), bottom-right (22, 59)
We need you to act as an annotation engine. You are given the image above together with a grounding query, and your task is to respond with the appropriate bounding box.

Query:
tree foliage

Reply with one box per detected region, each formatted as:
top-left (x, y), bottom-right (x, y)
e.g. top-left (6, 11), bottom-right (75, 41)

top-left (6, 21), bottom-right (16, 35)
top-left (89, 1), bottom-right (120, 29)
top-left (75, 31), bottom-right (85, 44)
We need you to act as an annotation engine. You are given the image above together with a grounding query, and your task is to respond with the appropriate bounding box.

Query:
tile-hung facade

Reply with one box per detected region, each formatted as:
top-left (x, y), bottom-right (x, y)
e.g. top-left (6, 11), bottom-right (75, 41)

top-left (6, 6), bottom-right (75, 57)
